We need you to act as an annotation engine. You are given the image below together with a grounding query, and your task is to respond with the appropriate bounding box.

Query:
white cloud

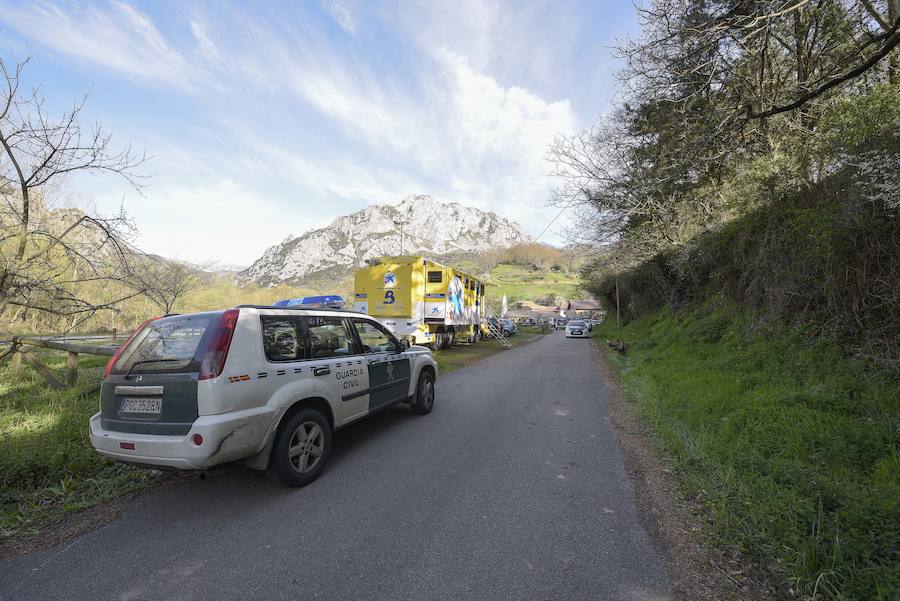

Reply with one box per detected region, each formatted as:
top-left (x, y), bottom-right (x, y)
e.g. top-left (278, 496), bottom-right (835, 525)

top-left (189, 19), bottom-right (220, 62)
top-left (2, 1), bottom-right (583, 262)
top-left (0, 0), bottom-right (191, 87)
top-left (123, 179), bottom-right (295, 266)
top-left (320, 0), bottom-right (357, 34)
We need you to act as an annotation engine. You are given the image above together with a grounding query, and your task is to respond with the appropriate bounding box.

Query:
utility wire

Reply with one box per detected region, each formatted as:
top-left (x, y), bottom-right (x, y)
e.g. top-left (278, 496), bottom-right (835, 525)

top-left (534, 201), bottom-right (574, 242)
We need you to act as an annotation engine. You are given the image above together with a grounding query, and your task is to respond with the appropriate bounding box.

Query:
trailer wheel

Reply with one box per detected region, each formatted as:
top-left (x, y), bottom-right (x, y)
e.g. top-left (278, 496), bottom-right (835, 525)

top-left (446, 327), bottom-right (456, 348)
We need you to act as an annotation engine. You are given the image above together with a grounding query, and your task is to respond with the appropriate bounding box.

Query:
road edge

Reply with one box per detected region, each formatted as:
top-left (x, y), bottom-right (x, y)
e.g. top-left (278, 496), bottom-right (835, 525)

top-left (0, 473), bottom-right (188, 560)
top-left (593, 342), bottom-right (765, 601)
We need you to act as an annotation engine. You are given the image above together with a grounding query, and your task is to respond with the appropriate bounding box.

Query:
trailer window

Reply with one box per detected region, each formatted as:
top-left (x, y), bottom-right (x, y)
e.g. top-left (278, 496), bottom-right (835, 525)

top-left (427, 271), bottom-right (442, 283)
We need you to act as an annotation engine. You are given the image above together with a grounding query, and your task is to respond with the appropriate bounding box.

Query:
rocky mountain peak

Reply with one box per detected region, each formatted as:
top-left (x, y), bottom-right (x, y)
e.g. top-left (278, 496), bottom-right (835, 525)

top-left (238, 195), bottom-right (531, 285)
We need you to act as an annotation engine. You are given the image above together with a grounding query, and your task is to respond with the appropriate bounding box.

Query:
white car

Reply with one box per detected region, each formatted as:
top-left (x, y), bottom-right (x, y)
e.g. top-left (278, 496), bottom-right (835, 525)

top-left (565, 319), bottom-right (591, 338)
top-left (90, 306), bottom-right (438, 487)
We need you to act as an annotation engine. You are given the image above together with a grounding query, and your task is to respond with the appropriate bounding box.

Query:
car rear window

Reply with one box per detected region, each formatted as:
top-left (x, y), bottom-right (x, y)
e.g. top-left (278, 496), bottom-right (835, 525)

top-left (113, 313), bottom-right (218, 374)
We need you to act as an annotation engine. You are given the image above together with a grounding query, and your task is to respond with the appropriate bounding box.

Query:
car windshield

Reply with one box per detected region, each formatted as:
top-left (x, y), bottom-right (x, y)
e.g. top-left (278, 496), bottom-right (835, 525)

top-left (113, 313), bottom-right (218, 374)
top-left (569, 320), bottom-right (586, 327)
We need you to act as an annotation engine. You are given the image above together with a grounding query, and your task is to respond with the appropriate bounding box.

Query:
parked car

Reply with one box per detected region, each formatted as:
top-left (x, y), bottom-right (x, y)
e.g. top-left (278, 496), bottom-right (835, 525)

top-left (565, 319), bottom-right (590, 338)
top-left (485, 317), bottom-right (515, 337)
top-left (554, 318), bottom-right (568, 330)
top-left (90, 305), bottom-right (438, 487)
top-left (499, 318), bottom-right (518, 336)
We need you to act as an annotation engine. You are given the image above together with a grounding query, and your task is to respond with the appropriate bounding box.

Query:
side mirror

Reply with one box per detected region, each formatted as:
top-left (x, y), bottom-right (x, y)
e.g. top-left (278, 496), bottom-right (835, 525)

top-left (400, 338), bottom-right (411, 351)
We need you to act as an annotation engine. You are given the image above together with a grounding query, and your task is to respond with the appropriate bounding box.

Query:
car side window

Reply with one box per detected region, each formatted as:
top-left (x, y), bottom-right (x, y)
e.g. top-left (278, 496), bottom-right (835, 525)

top-left (305, 317), bottom-right (354, 358)
top-left (352, 319), bottom-right (399, 354)
top-left (261, 316), bottom-right (308, 362)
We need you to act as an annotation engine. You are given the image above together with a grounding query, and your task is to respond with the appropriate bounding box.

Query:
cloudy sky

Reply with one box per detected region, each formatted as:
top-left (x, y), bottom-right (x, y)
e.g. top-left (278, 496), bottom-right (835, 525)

top-left (0, 0), bottom-right (638, 266)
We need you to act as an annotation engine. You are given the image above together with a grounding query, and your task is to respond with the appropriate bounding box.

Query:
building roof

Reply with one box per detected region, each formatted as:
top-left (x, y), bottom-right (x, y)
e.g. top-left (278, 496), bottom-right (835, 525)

top-left (509, 300), bottom-right (551, 311)
top-left (505, 309), bottom-right (560, 320)
top-left (567, 299), bottom-right (602, 311)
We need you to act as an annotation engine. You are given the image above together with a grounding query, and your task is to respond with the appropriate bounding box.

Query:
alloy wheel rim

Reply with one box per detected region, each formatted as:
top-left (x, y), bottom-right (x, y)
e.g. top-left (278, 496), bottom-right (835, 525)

top-left (421, 377), bottom-right (434, 408)
top-left (288, 422), bottom-right (324, 474)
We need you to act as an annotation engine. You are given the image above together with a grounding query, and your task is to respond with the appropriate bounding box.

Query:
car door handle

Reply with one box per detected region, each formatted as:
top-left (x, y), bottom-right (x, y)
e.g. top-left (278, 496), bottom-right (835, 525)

top-left (313, 367), bottom-right (331, 376)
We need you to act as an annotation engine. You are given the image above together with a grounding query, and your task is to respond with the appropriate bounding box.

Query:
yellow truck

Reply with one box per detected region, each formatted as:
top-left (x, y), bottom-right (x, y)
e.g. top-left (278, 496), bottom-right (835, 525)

top-left (353, 256), bottom-right (486, 349)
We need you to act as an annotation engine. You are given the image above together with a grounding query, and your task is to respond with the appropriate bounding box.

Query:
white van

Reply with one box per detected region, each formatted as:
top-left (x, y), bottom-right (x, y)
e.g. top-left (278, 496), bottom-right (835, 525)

top-left (89, 306), bottom-right (438, 487)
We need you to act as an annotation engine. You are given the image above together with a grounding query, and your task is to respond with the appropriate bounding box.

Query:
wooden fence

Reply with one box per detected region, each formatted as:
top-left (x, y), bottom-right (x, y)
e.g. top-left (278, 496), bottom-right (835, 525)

top-left (4, 333), bottom-right (125, 390)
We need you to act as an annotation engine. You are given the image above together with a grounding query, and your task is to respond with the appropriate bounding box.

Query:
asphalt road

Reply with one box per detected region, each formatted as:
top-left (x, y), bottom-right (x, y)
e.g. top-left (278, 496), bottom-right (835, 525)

top-left (1, 332), bottom-right (671, 601)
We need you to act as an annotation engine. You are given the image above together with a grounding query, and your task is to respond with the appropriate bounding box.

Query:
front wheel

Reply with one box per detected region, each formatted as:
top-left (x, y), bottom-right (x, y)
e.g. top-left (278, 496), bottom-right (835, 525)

top-left (268, 408), bottom-right (332, 487)
top-left (411, 369), bottom-right (435, 415)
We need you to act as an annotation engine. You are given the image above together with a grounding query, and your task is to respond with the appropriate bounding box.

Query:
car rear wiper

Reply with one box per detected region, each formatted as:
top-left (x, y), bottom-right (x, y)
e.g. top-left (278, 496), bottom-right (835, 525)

top-left (124, 358), bottom-right (181, 380)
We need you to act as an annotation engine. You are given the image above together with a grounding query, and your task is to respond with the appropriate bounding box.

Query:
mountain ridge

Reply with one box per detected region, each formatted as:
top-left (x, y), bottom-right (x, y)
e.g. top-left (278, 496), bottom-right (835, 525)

top-left (238, 195), bottom-right (532, 286)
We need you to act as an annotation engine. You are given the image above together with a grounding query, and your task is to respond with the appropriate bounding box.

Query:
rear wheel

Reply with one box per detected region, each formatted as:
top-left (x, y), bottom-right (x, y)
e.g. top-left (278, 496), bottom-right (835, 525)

top-left (411, 369), bottom-right (435, 415)
top-left (268, 408), bottom-right (332, 487)
top-left (446, 327), bottom-right (456, 348)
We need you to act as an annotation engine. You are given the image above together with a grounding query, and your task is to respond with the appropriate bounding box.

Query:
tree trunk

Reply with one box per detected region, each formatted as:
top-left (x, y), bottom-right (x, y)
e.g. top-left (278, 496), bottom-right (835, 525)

top-left (890, 0), bottom-right (899, 85)
top-left (0, 133), bottom-right (30, 316)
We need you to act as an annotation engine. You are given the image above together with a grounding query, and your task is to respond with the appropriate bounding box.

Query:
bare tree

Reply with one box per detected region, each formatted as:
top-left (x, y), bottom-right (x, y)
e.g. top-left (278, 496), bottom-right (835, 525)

top-left (132, 258), bottom-right (199, 315)
top-left (0, 53), bottom-right (147, 343)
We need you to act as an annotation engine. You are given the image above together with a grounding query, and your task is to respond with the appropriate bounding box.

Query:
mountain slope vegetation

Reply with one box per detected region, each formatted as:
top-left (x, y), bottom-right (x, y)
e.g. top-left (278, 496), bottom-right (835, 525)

top-left (550, 4), bottom-right (900, 599)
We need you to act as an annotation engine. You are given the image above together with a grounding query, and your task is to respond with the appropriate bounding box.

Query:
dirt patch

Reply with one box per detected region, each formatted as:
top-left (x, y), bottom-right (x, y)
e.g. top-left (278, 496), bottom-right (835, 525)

top-left (0, 473), bottom-right (188, 560)
top-left (594, 346), bottom-right (768, 601)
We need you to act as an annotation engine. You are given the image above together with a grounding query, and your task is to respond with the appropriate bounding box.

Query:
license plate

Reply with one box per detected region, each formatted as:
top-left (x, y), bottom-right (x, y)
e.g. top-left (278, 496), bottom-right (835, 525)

top-left (572, 330), bottom-right (582, 335)
top-left (121, 397), bottom-right (161, 415)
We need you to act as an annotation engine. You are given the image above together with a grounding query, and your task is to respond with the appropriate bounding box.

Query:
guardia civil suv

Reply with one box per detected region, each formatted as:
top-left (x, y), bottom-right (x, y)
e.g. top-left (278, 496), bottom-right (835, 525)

top-left (90, 305), bottom-right (438, 487)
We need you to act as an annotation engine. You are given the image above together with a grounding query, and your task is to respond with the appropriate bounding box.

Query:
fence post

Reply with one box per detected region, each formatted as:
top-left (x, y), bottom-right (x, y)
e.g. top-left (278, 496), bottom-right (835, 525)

top-left (67, 351), bottom-right (79, 386)
top-left (11, 349), bottom-right (22, 374)
top-left (112, 328), bottom-right (117, 343)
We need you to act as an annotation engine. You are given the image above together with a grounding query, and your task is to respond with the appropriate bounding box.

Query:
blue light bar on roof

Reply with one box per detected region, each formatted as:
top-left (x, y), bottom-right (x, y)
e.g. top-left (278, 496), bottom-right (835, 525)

top-left (273, 295), bottom-right (345, 308)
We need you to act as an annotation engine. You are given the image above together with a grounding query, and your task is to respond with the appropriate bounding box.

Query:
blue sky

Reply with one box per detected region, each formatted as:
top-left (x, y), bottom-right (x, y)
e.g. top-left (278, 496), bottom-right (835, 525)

top-left (0, 1), bottom-right (639, 266)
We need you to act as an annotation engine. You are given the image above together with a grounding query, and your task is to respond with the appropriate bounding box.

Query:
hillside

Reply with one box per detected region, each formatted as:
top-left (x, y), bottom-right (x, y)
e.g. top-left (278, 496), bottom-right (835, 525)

top-left (239, 195), bottom-right (531, 286)
top-left (176, 252), bottom-right (582, 317)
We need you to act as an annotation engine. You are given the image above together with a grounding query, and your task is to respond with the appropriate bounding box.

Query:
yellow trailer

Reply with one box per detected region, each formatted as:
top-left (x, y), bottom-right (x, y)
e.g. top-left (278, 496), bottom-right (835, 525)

top-left (353, 256), bottom-right (486, 349)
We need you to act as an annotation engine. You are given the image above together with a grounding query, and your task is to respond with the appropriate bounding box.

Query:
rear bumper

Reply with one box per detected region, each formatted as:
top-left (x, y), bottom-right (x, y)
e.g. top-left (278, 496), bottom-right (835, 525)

top-left (90, 407), bottom-right (274, 470)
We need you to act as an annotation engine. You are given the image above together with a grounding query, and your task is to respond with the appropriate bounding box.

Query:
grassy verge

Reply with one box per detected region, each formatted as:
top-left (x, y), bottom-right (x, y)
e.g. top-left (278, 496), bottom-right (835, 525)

top-left (0, 351), bottom-right (165, 542)
top-left (594, 306), bottom-right (899, 600)
top-left (434, 326), bottom-right (546, 373)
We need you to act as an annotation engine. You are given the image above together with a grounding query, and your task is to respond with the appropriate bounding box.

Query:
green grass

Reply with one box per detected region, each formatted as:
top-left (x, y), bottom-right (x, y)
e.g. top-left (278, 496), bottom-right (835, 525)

top-left (434, 326), bottom-right (545, 373)
top-left (483, 264), bottom-right (581, 302)
top-left (0, 352), bottom-right (165, 541)
top-left (594, 305), bottom-right (899, 600)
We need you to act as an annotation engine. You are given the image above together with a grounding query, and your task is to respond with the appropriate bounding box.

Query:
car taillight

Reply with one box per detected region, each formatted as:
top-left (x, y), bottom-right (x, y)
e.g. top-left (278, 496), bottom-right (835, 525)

top-left (198, 309), bottom-right (239, 381)
top-left (103, 317), bottom-right (159, 379)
